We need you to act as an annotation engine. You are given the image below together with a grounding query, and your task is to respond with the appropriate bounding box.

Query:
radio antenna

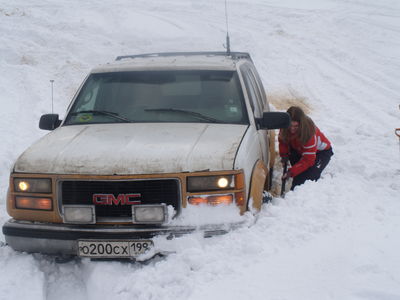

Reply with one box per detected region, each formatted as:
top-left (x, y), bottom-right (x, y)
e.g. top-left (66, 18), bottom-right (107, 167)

top-left (50, 80), bottom-right (54, 114)
top-left (224, 0), bottom-right (231, 55)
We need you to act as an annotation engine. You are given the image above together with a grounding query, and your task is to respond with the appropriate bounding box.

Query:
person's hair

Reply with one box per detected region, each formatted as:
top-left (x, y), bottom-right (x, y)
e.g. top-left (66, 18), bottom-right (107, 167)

top-left (280, 106), bottom-right (315, 145)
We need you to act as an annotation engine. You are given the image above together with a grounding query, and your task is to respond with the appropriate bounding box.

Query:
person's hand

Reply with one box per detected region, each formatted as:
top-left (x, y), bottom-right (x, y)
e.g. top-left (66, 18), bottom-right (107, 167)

top-left (282, 170), bottom-right (292, 180)
top-left (281, 156), bottom-right (289, 165)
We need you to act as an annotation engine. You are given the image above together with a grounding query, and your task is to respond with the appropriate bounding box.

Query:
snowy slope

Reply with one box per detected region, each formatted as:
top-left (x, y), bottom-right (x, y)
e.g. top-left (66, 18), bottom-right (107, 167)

top-left (1, 0), bottom-right (400, 299)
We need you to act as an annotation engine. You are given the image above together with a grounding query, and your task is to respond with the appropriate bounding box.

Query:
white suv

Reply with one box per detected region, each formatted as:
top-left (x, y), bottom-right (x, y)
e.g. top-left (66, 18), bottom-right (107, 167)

top-left (3, 52), bottom-right (289, 259)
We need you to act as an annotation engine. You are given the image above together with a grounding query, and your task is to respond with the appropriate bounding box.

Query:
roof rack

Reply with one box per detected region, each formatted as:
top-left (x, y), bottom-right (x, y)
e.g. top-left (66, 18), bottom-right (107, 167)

top-left (115, 51), bottom-right (252, 62)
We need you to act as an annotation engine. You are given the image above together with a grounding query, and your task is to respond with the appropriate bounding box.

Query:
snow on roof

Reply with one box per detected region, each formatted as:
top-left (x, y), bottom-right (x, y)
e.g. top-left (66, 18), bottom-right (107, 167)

top-left (92, 53), bottom-right (242, 73)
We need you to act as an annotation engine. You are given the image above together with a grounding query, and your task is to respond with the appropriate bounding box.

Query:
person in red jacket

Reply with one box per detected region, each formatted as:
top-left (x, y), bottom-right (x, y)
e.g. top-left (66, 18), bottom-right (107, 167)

top-left (279, 106), bottom-right (333, 190)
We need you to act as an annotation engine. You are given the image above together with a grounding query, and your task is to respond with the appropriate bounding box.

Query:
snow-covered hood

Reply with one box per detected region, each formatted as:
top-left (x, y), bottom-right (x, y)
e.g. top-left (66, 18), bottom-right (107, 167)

top-left (14, 123), bottom-right (248, 175)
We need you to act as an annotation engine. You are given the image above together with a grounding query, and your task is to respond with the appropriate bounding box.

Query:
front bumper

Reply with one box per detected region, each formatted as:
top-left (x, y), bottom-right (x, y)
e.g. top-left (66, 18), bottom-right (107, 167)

top-left (2, 219), bottom-right (242, 256)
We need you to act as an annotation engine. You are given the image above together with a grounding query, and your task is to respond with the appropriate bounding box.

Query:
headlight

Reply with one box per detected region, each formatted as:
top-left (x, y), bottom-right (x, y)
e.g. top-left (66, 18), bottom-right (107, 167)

top-left (132, 204), bottom-right (167, 224)
top-left (63, 205), bottom-right (95, 224)
top-left (187, 175), bottom-right (234, 192)
top-left (14, 178), bottom-right (52, 193)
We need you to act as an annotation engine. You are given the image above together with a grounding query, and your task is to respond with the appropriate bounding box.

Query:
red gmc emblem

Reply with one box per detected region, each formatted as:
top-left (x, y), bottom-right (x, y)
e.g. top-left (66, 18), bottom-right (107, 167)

top-left (93, 193), bottom-right (141, 205)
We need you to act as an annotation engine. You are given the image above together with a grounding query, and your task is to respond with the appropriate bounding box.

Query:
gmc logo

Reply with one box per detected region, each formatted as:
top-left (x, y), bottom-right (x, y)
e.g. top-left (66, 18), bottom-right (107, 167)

top-left (93, 193), bottom-right (141, 205)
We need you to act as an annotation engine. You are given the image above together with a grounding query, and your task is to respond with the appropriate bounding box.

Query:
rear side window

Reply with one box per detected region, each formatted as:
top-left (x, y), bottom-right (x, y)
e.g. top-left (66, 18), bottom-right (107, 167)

top-left (248, 66), bottom-right (268, 110)
top-left (240, 66), bottom-right (263, 118)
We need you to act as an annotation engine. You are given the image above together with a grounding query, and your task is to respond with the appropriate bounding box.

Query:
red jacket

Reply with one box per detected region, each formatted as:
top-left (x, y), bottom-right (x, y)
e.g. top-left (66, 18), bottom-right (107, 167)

top-left (279, 127), bottom-right (331, 177)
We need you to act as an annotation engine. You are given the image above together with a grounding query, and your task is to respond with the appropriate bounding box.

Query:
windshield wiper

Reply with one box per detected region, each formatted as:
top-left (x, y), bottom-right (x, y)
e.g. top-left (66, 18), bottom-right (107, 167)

top-left (69, 110), bottom-right (132, 123)
top-left (145, 108), bottom-right (223, 123)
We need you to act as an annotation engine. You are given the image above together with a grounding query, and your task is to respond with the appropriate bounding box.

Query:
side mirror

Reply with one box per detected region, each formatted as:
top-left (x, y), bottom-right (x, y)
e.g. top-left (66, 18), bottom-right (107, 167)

top-left (257, 112), bottom-right (290, 130)
top-left (39, 114), bottom-right (62, 130)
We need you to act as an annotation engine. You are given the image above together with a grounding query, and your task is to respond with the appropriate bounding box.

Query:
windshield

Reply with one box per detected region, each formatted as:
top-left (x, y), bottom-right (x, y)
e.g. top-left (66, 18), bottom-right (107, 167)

top-left (64, 70), bottom-right (249, 125)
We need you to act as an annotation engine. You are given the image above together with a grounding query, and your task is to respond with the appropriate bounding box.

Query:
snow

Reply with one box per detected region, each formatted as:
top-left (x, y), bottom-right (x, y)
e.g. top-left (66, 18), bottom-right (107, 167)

top-left (1, 0), bottom-right (400, 299)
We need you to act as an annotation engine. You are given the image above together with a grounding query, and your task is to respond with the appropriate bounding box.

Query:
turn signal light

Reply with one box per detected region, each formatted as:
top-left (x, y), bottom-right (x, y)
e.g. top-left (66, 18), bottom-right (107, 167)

top-left (188, 194), bottom-right (233, 206)
top-left (234, 192), bottom-right (245, 206)
top-left (188, 197), bottom-right (208, 205)
top-left (15, 196), bottom-right (52, 211)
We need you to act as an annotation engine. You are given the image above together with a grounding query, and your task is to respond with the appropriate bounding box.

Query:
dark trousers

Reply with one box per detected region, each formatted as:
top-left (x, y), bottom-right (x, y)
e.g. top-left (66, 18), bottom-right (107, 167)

top-left (289, 148), bottom-right (333, 190)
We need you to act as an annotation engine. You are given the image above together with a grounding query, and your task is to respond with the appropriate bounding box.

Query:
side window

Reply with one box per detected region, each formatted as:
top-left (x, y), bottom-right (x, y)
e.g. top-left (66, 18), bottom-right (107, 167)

top-left (240, 66), bottom-right (262, 118)
top-left (248, 67), bottom-right (267, 111)
top-left (247, 70), bottom-right (264, 113)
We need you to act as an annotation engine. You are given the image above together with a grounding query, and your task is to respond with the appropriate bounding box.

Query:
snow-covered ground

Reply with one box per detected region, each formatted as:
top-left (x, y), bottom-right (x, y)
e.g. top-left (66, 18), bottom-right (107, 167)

top-left (1, 0), bottom-right (399, 299)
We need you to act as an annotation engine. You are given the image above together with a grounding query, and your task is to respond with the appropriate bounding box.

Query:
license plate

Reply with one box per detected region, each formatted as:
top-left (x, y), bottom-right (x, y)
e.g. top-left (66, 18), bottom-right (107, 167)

top-left (78, 240), bottom-right (153, 258)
